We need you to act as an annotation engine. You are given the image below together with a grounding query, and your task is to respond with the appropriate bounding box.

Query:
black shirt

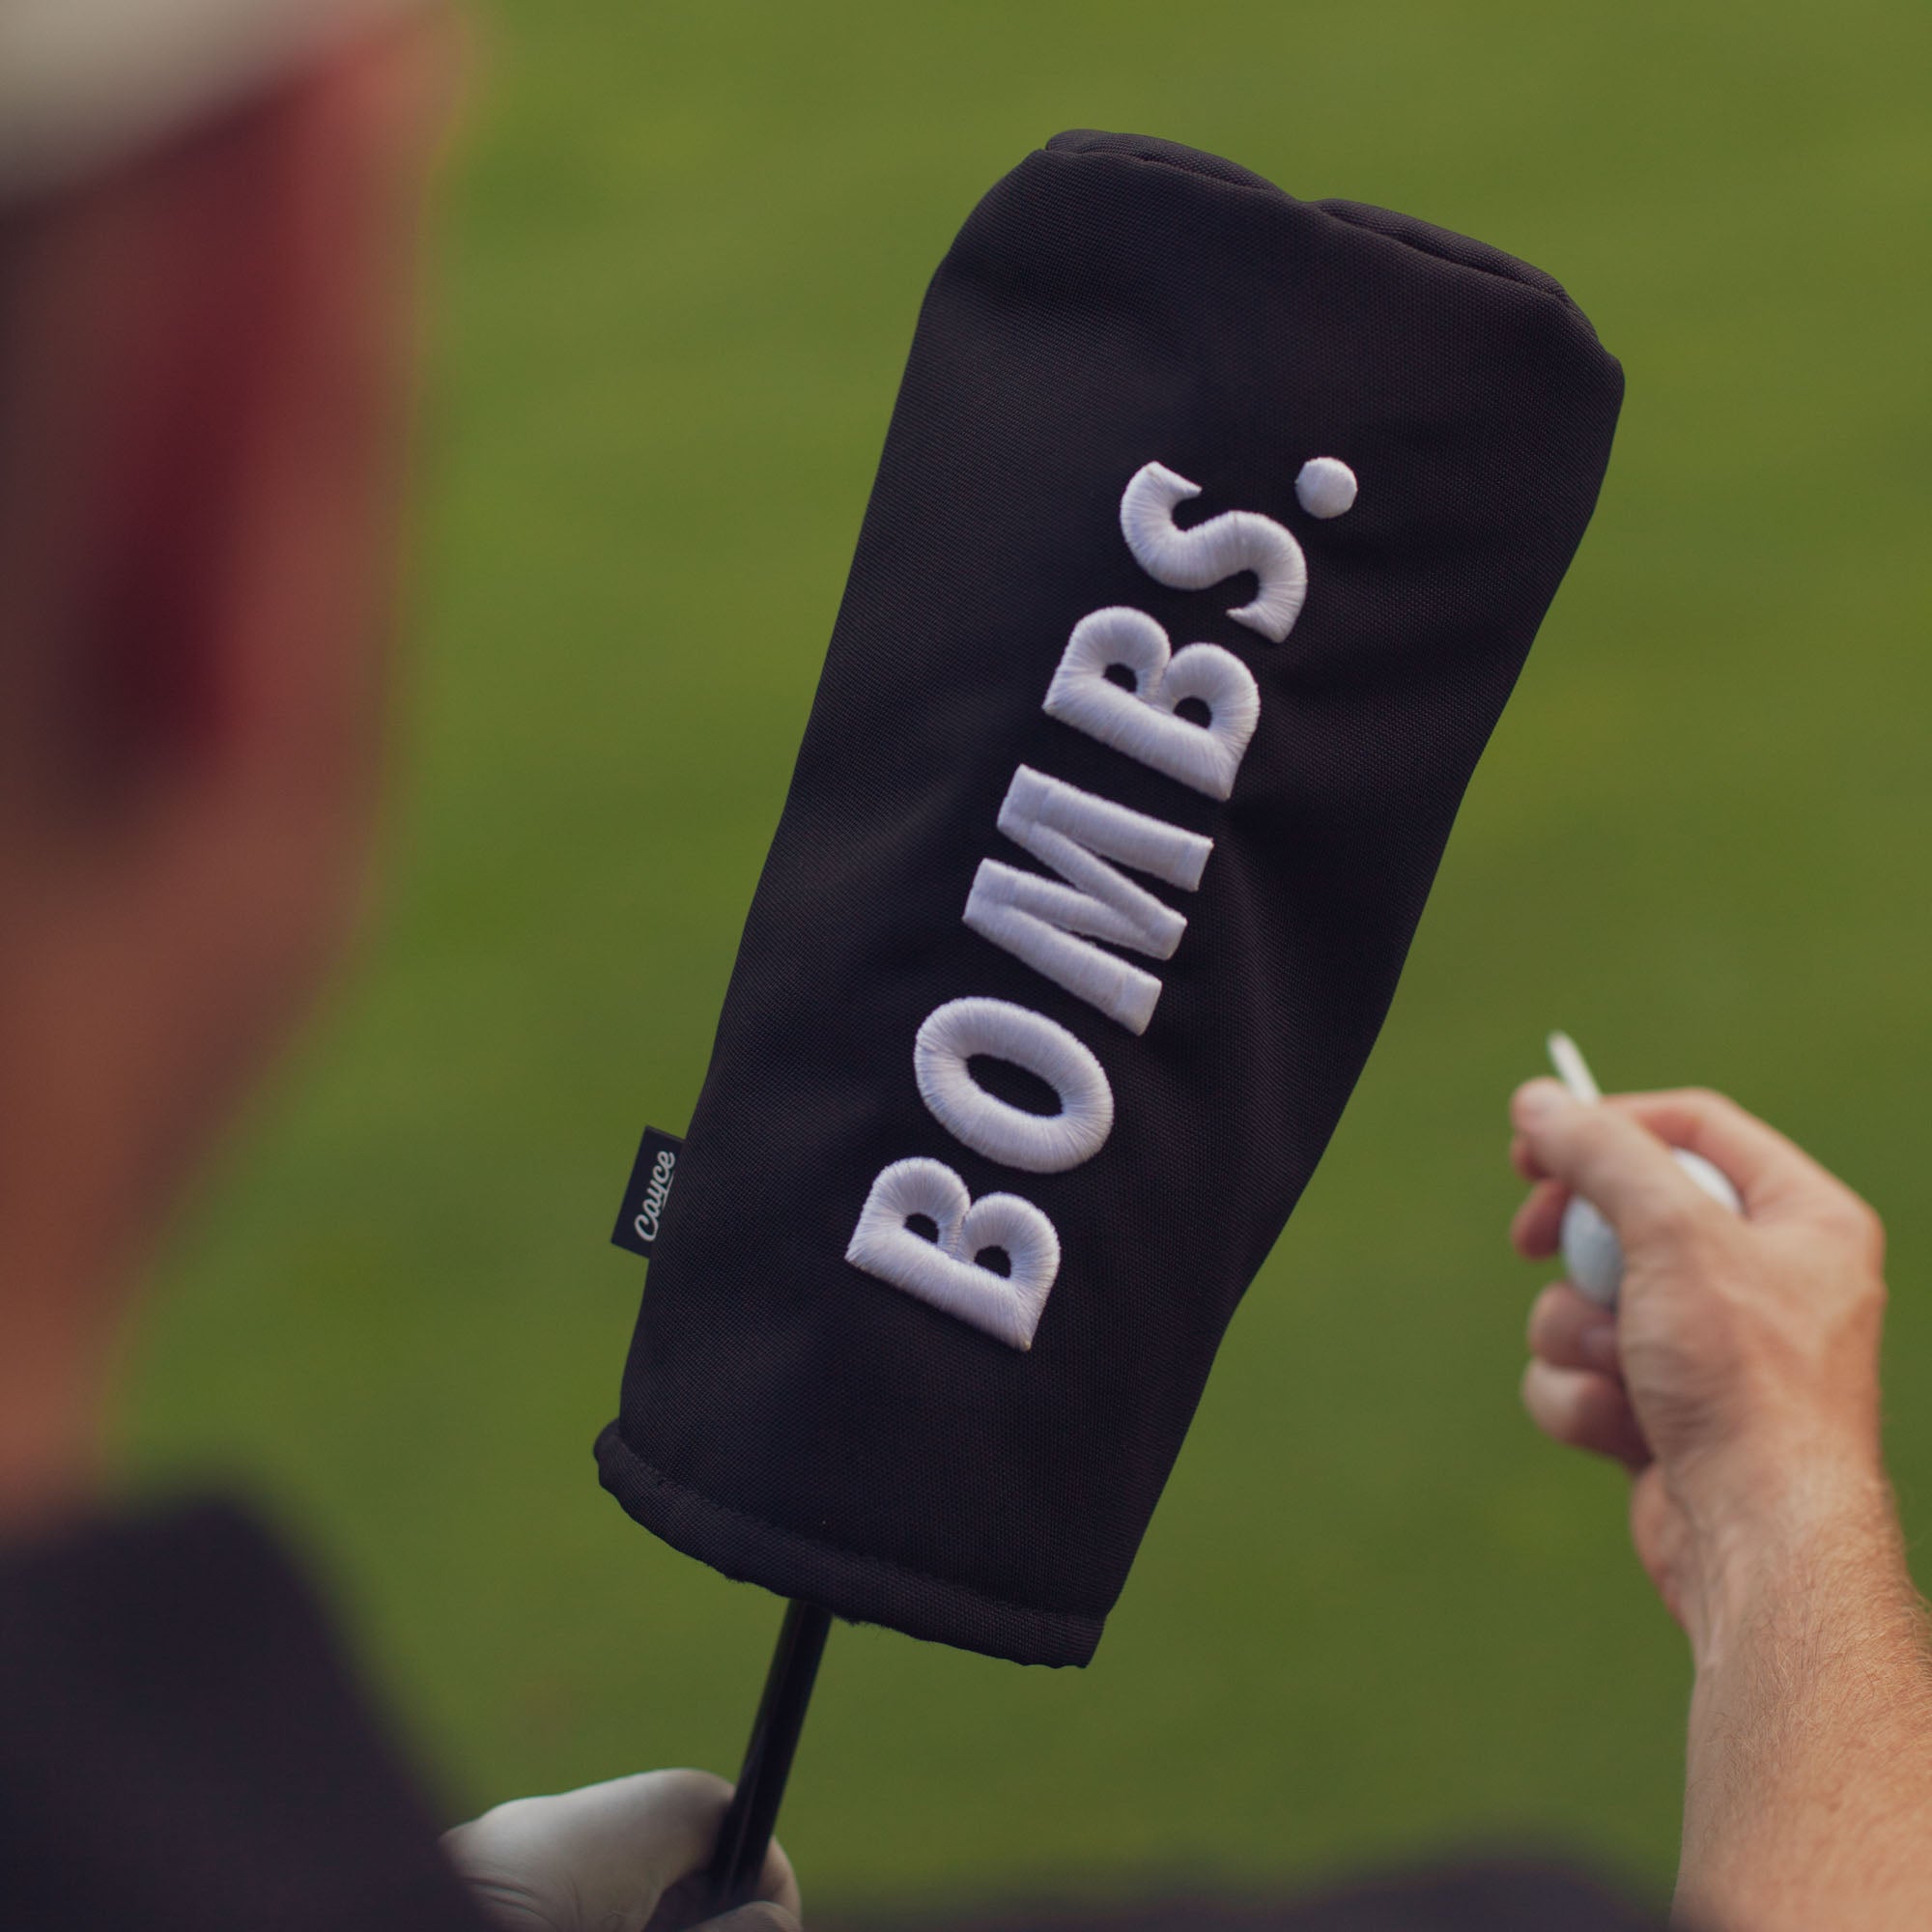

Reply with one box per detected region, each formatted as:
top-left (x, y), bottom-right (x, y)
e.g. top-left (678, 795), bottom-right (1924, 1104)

top-left (0, 1498), bottom-right (1662, 1931)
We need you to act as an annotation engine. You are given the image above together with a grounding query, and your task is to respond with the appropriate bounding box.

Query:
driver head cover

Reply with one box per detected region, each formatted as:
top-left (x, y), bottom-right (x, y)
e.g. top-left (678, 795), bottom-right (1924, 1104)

top-left (598, 130), bottom-right (1622, 1667)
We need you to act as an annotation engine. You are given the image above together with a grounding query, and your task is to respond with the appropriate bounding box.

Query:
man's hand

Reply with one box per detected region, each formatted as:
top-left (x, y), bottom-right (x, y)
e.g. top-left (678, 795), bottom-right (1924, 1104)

top-left (1511, 1080), bottom-right (1889, 1648)
top-left (1509, 1080), bottom-right (1932, 1931)
top-left (442, 1769), bottom-right (801, 1932)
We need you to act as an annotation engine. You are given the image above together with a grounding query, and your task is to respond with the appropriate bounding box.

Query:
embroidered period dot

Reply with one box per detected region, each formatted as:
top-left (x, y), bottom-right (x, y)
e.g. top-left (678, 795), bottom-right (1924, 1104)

top-left (1294, 457), bottom-right (1357, 520)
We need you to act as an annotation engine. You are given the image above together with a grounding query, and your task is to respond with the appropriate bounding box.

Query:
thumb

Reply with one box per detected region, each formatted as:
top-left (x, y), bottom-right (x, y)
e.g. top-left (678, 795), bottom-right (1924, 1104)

top-left (445, 1769), bottom-right (802, 1932)
top-left (1511, 1079), bottom-right (1711, 1244)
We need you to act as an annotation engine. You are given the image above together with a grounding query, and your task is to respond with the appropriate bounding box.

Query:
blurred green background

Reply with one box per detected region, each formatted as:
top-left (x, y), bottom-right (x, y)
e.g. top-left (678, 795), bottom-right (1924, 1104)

top-left (124, 0), bottom-right (1929, 1915)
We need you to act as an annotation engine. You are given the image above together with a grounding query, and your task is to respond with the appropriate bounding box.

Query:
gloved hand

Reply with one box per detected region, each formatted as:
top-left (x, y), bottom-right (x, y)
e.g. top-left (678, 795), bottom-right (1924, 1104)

top-left (442, 1768), bottom-right (801, 1932)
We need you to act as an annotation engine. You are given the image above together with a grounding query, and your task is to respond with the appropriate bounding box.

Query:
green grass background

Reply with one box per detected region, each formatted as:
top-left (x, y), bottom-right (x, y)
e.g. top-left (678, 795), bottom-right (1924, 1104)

top-left (123, 0), bottom-right (1930, 1914)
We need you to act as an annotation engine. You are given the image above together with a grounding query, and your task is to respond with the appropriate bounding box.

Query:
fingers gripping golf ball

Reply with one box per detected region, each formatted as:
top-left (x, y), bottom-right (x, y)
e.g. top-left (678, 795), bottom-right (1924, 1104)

top-left (1560, 1149), bottom-right (1744, 1307)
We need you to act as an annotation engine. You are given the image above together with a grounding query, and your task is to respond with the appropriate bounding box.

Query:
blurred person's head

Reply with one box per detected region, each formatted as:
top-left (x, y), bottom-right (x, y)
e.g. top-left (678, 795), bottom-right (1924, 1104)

top-left (0, 0), bottom-right (454, 1520)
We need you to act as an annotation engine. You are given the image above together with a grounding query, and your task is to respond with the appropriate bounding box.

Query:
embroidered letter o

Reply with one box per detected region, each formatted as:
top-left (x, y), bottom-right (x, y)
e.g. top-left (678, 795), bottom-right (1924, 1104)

top-left (914, 997), bottom-right (1114, 1174)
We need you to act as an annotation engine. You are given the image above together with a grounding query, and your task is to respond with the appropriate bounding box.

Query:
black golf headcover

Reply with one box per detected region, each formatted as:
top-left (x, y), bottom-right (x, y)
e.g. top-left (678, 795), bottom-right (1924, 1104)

top-left (597, 130), bottom-right (1622, 1666)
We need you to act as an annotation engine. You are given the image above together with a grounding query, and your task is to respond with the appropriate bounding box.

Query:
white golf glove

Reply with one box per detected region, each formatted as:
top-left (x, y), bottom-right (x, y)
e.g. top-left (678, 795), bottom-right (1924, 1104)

top-left (443, 1767), bottom-right (801, 1932)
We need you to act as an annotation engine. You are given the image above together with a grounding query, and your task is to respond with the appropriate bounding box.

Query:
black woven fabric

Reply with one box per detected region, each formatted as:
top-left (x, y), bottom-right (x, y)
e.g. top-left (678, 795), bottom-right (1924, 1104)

top-left (598, 130), bottom-right (1622, 1665)
top-left (822, 1861), bottom-right (1665, 1931)
top-left (0, 1500), bottom-right (484, 1931)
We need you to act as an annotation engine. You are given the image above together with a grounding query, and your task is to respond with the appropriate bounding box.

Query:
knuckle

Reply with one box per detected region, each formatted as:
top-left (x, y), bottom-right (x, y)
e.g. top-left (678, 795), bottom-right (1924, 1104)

top-left (1522, 1361), bottom-right (1588, 1445)
top-left (1635, 1192), bottom-right (1705, 1248)
top-left (443, 1799), bottom-right (542, 1862)
top-left (474, 1796), bottom-right (542, 1833)
top-left (1846, 1246), bottom-right (1889, 1315)
top-left (1819, 1191), bottom-right (1887, 1263)
top-left (1524, 1284), bottom-right (1563, 1351)
top-left (1662, 1084), bottom-right (1731, 1122)
top-left (1663, 1085), bottom-right (1751, 1138)
top-left (729, 1906), bottom-right (799, 1932)
top-left (1854, 1198), bottom-right (1888, 1267)
top-left (1520, 1360), bottom-right (1557, 1429)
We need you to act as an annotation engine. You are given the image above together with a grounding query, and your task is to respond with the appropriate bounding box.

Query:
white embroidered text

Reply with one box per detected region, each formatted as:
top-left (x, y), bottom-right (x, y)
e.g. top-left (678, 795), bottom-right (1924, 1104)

top-left (634, 1149), bottom-right (676, 1244)
top-left (845, 455), bottom-right (1355, 1348)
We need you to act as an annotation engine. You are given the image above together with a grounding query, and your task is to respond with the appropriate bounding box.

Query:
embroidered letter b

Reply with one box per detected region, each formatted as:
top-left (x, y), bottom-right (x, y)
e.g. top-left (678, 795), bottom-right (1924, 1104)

top-left (845, 1157), bottom-right (1061, 1350)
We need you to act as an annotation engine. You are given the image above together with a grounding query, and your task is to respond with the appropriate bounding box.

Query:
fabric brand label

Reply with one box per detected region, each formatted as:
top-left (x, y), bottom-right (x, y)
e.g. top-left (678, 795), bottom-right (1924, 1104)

top-left (612, 1126), bottom-right (683, 1259)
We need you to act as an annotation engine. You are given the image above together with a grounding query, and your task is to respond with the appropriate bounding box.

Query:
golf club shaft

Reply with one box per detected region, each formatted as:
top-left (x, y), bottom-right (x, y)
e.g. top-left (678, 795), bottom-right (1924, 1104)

top-left (704, 1599), bottom-right (831, 1914)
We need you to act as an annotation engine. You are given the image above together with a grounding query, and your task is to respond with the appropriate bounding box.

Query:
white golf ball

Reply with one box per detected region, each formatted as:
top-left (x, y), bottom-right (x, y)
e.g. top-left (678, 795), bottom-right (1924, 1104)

top-left (1561, 1149), bottom-right (1743, 1308)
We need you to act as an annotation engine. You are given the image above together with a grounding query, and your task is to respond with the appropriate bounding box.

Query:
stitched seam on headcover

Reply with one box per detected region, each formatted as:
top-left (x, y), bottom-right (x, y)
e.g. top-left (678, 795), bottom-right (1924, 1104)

top-left (1317, 199), bottom-right (1585, 316)
top-left (1050, 143), bottom-right (1587, 324)
top-left (599, 1427), bottom-right (1102, 1633)
top-left (1046, 140), bottom-right (1284, 203)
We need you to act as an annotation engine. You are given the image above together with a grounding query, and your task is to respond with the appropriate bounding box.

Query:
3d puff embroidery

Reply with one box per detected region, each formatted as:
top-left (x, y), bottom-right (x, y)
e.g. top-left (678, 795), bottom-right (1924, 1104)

top-left (847, 457), bottom-right (1346, 1348)
top-left (845, 1158), bottom-right (1061, 1352)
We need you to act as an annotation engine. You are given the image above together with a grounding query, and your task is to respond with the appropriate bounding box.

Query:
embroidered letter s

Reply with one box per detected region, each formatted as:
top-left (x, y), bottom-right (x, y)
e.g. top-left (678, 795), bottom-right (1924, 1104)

top-left (846, 1157), bottom-right (1061, 1350)
top-left (1121, 462), bottom-right (1309, 642)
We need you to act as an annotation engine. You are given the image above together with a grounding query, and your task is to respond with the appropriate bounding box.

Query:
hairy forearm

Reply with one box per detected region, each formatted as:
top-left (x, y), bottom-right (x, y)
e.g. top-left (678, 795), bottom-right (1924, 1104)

top-left (1676, 1481), bottom-right (1932, 1931)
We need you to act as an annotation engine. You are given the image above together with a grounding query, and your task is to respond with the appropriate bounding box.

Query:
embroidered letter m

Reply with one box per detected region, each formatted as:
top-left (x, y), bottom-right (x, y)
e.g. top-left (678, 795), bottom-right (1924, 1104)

top-left (962, 766), bottom-right (1211, 1037)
